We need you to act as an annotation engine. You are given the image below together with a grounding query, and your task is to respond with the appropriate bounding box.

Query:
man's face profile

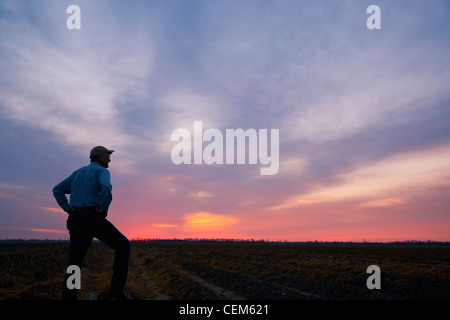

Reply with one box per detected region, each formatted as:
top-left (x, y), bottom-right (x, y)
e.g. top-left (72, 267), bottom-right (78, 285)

top-left (98, 153), bottom-right (111, 168)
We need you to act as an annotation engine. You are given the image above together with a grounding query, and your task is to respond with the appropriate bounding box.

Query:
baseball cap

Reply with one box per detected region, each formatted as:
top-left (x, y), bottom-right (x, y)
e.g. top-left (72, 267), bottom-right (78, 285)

top-left (90, 146), bottom-right (115, 159)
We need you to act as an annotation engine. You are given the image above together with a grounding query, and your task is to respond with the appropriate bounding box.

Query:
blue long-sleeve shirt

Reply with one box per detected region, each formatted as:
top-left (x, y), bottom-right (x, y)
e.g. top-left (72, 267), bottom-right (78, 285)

top-left (53, 162), bottom-right (112, 213)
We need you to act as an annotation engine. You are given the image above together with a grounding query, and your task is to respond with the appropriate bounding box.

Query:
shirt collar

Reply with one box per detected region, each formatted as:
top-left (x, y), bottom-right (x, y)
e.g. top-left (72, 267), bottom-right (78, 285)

top-left (90, 161), bottom-right (102, 167)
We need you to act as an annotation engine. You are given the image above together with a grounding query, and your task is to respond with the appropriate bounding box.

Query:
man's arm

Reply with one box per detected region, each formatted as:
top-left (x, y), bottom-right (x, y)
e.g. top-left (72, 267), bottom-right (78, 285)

top-left (52, 176), bottom-right (73, 213)
top-left (97, 170), bottom-right (112, 214)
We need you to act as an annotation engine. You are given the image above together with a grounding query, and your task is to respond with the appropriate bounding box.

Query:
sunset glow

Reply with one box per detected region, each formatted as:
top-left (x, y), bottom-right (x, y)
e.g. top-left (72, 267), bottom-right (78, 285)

top-left (182, 212), bottom-right (240, 233)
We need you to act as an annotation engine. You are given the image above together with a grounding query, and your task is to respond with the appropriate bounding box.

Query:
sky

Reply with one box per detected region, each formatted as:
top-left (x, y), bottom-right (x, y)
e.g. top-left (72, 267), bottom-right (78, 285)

top-left (0, 0), bottom-right (449, 242)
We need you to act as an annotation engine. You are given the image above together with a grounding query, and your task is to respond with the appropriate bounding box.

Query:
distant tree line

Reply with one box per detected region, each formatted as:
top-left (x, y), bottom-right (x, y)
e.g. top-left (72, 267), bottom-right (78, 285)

top-left (1, 238), bottom-right (449, 245)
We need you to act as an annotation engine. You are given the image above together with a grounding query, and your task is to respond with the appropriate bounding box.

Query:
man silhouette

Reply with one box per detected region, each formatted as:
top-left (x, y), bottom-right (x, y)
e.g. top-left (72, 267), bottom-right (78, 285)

top-left (53, 146), bottom-right (132, 300)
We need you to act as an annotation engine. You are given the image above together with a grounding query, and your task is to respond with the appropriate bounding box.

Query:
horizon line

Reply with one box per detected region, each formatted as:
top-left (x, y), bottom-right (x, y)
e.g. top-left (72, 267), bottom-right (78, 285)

top-left (1, 238), bottom-right (449, 245)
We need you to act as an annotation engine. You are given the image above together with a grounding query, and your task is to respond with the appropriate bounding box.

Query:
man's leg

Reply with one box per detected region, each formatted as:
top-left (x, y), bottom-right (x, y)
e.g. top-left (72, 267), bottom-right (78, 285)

top-left (63, 214), bottom-right (94, 300)
top-left (94, 217), bottom-right (130, 296)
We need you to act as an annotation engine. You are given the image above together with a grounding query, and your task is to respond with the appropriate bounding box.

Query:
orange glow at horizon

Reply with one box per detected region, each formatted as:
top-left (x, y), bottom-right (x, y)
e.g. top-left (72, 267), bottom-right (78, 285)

top-left (182, 212), bottom-right (239, 232)
top-left (40, 207), bottom-right (63, 213)
top-left (119, 212), bottom-right (242, 240)
top-left (119, 205), bottom-right (450, 242)
top-left (30, 228), bottom-right (65, 234)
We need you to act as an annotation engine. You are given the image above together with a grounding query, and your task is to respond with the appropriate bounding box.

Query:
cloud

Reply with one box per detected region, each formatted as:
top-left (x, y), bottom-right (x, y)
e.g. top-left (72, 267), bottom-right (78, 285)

top-left (29, 228), bottom-right (65, 234)
top-left (0, 1), bottom-right (155, 173)
top-left (359, 198), bottom-right (404, 208)
top-left (0, 181), bottom-right (28, 191)
top-left (0, 181), bottom-right (29, 201)
top-left (152, 223), bottom-right (179, 229)
top-left (270, 144), bottom-right (450, 210)
top-left (39, 207), bottom-right (63, 213)
top-left (190, 191), bottom-right (215, 198)
top-left (182, 212), bottom-right (239, 233)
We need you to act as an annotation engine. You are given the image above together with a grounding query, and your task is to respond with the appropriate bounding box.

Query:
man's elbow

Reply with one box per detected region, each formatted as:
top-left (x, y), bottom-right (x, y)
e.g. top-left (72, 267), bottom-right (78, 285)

top-left (52, 186), bottom-right (62, 198)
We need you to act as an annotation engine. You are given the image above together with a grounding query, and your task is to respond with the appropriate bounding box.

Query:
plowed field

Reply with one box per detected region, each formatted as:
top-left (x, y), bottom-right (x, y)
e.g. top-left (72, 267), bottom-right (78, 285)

top-left (1, 242), bottom-right (449, 300)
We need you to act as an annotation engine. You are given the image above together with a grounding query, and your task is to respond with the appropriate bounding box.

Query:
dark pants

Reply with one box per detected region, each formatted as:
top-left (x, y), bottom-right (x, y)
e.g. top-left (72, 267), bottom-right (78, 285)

top-left (62, 209), bottom-right (130, 300)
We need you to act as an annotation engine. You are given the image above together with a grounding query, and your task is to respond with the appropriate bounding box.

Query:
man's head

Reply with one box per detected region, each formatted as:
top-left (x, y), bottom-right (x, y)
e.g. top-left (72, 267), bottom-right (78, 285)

top-left (90, 146), bottom-right (114, 168)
